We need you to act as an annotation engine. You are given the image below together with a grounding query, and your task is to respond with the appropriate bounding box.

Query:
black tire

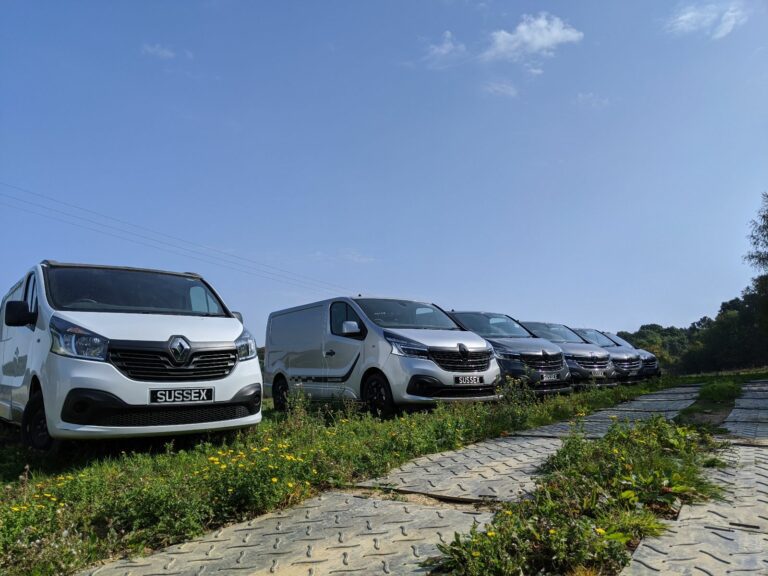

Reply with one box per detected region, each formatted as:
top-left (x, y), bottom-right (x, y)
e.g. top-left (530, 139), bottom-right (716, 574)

top-left (362, 373), bottom-right (396, 418)
top-left (21, 392), bottom-right (57, 452)
top-left (273, 377), bottom-right (289, 412)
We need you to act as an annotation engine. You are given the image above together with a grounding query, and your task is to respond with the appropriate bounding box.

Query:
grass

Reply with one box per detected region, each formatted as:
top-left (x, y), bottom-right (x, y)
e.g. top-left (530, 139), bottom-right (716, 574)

top-left (430, 417), bottom-right (726, 576)
top-left (0, 372), bottom-right (760, 576)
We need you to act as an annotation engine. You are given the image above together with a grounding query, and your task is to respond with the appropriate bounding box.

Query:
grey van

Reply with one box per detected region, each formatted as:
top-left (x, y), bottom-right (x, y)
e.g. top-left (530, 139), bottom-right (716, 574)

top-left (264, 298), bottom-right (501, 415)
top-left (574, 328), bottom-right (642, 383)
top-left (447, 311), bottom-right (572, 395)
top-left (604, 332), bottom-right (661, 379)
top-left (521, 322), bottom-right (616, 388)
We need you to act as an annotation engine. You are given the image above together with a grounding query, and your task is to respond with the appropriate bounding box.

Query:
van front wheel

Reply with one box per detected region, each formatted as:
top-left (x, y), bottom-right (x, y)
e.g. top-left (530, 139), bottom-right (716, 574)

top-left (363, 373), bottom-right (396, 418)
top-left (21, 392), bottom-right (57, 452)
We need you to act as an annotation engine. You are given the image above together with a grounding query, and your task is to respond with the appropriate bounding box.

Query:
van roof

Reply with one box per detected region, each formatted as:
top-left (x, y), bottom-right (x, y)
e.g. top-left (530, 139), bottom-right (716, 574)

top-left (40, 260), bottom-right (202, 279)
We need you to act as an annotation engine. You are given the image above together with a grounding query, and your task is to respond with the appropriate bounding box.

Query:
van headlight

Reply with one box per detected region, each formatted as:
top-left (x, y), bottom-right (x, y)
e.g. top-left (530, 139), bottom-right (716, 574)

top-left (493, 347), bottom-right (521, 361)
top-left (235, 329), bottom-right (258, 361)
top-left (50, 316), bottom-right (109, 361)
top-left (384, 331), bottom-right (429, 358)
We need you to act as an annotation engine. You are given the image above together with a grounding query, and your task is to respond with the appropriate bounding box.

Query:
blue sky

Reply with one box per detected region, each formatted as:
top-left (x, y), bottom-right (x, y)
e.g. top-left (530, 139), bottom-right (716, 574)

top-left (1, 1), bottom-right (767, 342)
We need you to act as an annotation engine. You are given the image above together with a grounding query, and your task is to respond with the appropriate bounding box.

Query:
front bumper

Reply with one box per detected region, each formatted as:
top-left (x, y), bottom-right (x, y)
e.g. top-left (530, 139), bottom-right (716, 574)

top-left (567, 361), bottom-right (616, 387)
top-left (383, 354), bottom-right (502, 404)
top-left (496, 359), bottom-right (573, 394)
top-left (42, 354), bottom-right (263, 438)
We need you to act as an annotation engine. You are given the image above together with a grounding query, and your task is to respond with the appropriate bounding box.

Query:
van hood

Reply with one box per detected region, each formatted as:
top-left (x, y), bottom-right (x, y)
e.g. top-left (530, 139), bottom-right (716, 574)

top-left (557, 342), bottom-right (611, 359)
top-left (636, 348), bottom-right (656, 361)
top-left (487, 337), bottom-right (563, 356)
top-left (603, 346), bottom-right (641, 361)
top-left (50, 312), bottom-right (244, 343)
top-left (384, 328), bottom-right (490, 351)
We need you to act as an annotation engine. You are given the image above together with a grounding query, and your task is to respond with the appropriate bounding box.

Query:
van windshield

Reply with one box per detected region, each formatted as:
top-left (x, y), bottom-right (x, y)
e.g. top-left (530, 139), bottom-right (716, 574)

top-left (453, 312), bottom-right (531, 338)
top-left (45, 266), bottom-right (228, 317)
top-left (575, 328), bottom-right (618, 347)
top-left (355, 298), bottom-right (459, 330)
top-left (605, 332), bottom-right (635, 348)
top-left (524, 322), bottom-right (585, 344)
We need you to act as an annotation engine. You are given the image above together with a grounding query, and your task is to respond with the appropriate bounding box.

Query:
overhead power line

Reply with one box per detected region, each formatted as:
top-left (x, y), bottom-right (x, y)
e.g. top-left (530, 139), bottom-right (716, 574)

top-left (0, 181), bottom-right (359, 296)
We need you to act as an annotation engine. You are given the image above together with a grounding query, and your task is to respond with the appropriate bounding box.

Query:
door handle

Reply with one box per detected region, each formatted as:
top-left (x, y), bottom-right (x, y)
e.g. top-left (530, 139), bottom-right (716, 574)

top-left (324, 350), bottom-right (336, 357)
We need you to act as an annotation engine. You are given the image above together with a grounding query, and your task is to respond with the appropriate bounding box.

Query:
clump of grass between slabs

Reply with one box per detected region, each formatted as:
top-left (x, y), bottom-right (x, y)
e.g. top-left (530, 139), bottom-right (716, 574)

top-left (696, 380), bottom-right (742, 405)
top-left (677, 379), bottom-right (742, 430)
top-left (0, 374), bottom-right (699, 576)
top-left (432, 417), bottom-right (724, 576)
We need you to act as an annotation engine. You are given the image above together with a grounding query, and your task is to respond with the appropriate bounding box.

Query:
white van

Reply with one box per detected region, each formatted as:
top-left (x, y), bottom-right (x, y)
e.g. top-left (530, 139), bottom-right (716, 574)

top-left (0, 261), bottom-right (263, 450)
top-left (264, 297), bottom-right (501, 415)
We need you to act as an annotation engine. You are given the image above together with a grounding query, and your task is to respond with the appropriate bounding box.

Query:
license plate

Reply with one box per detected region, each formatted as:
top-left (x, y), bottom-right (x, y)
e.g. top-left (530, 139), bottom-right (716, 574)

top-left (629, 371), bottom-right (638, 377)
top-left (455, 376), bottom-right (484, 385)
top-left (150, 388), bottom-right (214, 404)
top-left (541, 373), bottom-right (559, 381)
top-left (591, 370), bottom-right (605, 378)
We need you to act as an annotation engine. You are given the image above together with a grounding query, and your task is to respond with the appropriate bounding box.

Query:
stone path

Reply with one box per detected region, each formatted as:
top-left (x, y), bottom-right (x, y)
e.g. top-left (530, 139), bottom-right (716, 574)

top-left (724, 381), bottom-right (768, 443)
top-left (623, 380), bottom-right (768, 575)
top-left (81, 386), bottom-right (699, 576)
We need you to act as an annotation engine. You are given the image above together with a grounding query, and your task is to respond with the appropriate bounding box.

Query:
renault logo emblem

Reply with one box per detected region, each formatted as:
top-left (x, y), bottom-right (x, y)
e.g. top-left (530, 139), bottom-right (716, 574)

top-left (458, 343), bottom-right (469, 361)
top-left (169, 336), bottom-right (191, 363)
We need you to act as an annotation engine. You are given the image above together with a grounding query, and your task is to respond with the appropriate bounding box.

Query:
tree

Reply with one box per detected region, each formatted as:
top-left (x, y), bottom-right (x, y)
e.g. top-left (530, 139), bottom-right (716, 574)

top-left (745, 192), bottom-right (768, 272)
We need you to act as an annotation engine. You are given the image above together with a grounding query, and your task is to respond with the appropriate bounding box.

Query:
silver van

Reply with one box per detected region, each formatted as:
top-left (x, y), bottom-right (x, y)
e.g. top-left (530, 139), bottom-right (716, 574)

top-left (264, 297), bottom-right (501, 415)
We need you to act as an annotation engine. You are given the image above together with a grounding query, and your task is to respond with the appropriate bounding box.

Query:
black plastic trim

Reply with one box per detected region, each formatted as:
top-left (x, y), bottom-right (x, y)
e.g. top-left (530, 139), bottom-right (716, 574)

top-left (61, 384), bottom-right (261, 426)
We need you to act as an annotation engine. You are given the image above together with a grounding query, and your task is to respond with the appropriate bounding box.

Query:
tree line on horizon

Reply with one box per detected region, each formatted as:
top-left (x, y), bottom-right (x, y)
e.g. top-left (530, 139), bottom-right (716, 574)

top-left (618, 193), bottom-right (768, 374)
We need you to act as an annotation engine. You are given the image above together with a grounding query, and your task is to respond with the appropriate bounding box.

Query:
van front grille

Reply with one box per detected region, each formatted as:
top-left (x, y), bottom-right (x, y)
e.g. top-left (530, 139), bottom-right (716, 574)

top-left (574, 356), bottom-right (610, 370)
top-left (521, 353), bottom-right (565, 372)
top-left (109, 349), bottom-right (237, 382)
top-left (429, 349), bottom-right (492, 373)
top-left (613, 358), bottom-right (642, 371)
top-left (642, 357), bottom-right (659, 369)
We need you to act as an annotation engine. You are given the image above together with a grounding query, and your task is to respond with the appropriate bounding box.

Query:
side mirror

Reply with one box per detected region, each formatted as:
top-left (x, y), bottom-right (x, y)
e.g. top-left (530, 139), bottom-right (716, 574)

top-left (232, 311), bottom-right (243, 323)
top-left (5, 301), bottom-right (37, 327)
top-left (341, 320), bottom-right (361, 335)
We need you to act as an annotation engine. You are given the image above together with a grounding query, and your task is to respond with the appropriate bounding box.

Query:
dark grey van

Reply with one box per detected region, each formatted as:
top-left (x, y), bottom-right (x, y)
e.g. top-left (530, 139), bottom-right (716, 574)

top-left (521, 322), bottom-right (616, 388)
top-left (447, 311), bottom-right (572, 395)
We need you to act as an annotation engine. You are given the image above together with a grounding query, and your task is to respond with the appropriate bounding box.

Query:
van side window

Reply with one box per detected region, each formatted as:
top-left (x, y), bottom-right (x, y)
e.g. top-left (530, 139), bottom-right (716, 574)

top-left (189, 285), bottom-right (223, 315)
top-left (330, 302), bottom-right (365, 339)
top-left (24, 274), bottom-right (38, 314)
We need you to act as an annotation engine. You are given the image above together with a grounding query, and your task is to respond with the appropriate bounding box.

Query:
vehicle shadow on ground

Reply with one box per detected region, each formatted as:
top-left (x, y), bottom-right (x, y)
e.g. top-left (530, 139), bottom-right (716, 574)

top-left (0, 421), bottom-right (240, 483)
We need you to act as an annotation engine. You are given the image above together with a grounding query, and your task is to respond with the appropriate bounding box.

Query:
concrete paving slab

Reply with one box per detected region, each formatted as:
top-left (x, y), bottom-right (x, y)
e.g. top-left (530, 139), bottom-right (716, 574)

top-left (82, 492), bottom-right (491, 576)
top-left (610, 399), bottom-right (696, 412)
top-left (725, 409), bottom-right (768, 422)
top-left (624, 445), bottom-right (768, 575)
top-left (357, 436), bottom-right (561, 502)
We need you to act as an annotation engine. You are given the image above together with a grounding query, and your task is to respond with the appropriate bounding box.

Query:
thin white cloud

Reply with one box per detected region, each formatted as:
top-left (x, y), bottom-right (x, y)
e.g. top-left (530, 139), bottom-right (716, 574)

top-left (483, 81), bottom-right (518, 97)
top-left (482, 12), bottom-right (583, 61)
top-left (666, 2), bottom-right (748, 39)
top-left (141, 43), bottom-right (176, 60)
top-left (712, 4), bottom-right (748, 38)
top-left (525, 64), bottom-right (544, 76)
top-left (423, 31), bottom-right (467, 68)
top-left (577, 92), bottom-right (610, 109)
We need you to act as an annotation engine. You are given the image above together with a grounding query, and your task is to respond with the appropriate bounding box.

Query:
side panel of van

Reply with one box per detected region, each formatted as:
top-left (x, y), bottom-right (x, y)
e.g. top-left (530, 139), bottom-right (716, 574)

top-left (0, 278), bottom-right (27, 421)
top-left (267, 304), bottom-right (329, 399)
